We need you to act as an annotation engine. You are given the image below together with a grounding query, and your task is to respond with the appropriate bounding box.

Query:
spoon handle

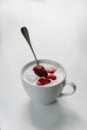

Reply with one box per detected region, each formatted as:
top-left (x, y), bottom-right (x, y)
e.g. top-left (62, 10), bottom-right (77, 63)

top-left (21, 27), bottom-right (39, 65)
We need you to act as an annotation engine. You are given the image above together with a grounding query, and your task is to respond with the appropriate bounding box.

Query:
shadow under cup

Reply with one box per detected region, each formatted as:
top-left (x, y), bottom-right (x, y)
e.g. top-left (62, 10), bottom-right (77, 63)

top-left (21, 59), bottom-right (76, 105)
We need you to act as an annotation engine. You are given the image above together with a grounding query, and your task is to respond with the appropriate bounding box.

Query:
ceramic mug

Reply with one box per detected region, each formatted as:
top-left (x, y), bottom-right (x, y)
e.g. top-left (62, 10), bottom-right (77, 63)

top-left (21, 59), bottom-right (76, 105)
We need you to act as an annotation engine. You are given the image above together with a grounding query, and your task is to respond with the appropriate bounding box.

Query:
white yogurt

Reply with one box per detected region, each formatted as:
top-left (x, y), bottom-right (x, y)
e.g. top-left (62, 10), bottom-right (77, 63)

top-left (23, 63), bottom-right (65, 86)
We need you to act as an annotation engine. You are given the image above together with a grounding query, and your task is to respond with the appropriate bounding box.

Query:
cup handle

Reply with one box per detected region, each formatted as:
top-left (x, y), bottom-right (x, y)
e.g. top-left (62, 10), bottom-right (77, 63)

top-left (59, 81), bottom-right (76, 97)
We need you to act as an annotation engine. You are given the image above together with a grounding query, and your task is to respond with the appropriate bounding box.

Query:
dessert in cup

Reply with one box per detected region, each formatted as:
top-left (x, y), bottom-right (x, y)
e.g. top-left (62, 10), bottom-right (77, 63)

top-left (21, 27), bottom-right (76, 105)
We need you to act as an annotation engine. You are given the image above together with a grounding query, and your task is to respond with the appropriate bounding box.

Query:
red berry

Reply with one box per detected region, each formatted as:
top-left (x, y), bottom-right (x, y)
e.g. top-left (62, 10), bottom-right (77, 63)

top-left (46, 75), bottom-right (57, 80)
top-left (37, 78), bottom-right (51, 86)
top-left (33, 65), bottom-right (48, 77)
top-left (46, 69), bottom-right (56, 73)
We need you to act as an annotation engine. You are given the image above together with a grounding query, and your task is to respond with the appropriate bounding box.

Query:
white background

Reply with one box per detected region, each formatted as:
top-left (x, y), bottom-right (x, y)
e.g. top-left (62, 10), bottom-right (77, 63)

top-left (0, 0), bottom-right (87, 130)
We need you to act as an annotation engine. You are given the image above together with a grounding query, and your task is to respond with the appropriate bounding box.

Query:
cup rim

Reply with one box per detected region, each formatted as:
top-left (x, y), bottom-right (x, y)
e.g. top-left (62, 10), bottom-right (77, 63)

top-left (21, 59), bottom-right (67, 88)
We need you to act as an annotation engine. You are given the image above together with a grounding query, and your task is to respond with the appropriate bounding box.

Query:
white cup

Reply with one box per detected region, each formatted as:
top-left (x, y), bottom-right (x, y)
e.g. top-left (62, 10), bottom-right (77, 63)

top-left (21, 59), bottom-right (76, 105)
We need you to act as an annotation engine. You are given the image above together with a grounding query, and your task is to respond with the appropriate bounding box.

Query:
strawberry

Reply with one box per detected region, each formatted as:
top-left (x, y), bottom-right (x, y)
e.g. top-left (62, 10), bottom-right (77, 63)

top-left (33, 65), bottom-right (48, 77)
top-left (37, 78), bottom-right (51, 86)
top-left (46, 75), bottom-right (57, 80)
top-left (46, 69), bottom-right (56, 73)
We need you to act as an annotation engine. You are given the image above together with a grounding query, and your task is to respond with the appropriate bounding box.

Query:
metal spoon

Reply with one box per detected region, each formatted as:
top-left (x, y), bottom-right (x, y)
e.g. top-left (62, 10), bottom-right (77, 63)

top-left (21, 26), bottom-right (39, 65)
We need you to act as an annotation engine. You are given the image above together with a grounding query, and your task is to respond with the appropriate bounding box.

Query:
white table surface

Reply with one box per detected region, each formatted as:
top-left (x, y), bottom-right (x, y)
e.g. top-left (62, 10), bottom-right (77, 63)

top-left (0, 0), bottom-right (87, 130)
